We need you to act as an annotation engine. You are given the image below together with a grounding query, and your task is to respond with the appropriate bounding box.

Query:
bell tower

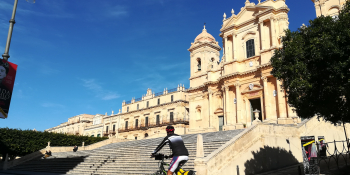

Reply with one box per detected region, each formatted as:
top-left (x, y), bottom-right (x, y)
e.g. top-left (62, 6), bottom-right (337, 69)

top-left (188, 25), bottom-right (221, 88)
top-left (311, 0), bottom-right (346, 17)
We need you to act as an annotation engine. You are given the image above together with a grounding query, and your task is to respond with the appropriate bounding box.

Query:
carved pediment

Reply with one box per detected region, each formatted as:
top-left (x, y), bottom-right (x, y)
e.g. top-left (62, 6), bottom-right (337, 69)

top-left (242, 83), bottom-right (263, 93)
top-left (214, 108), bottom-right (224, 114)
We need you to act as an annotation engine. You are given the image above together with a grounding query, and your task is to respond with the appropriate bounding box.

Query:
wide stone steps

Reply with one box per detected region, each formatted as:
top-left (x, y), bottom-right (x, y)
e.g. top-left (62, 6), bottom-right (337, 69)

top-left (10, 130), bottom-right (244, 174)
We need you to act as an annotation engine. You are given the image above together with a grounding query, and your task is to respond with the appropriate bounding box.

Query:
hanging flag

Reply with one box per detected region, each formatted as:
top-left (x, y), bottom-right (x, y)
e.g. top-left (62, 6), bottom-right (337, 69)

top-left (0, 59), bottom-right (17, 119)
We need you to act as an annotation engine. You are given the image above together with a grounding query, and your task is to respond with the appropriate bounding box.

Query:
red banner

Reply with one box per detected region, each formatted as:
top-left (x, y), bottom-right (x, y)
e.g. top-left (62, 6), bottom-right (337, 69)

top-left (0, 59), bottom-right (17, 119)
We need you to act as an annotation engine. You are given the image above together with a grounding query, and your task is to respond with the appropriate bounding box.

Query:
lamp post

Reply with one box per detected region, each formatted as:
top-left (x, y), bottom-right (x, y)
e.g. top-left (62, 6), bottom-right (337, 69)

top-left (2, 0), bottom-right (18, 61)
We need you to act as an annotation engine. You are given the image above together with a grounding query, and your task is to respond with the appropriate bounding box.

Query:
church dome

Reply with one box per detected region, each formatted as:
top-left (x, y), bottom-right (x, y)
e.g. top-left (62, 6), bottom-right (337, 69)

top-left (194, 26), bottom-right (216, 42)
top-left (188, 25), bottom-right (221, 52)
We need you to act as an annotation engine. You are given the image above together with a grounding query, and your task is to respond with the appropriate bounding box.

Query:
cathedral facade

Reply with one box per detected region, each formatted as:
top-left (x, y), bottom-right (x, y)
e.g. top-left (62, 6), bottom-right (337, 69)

top-left (46, 0), bottom-right (344, 140)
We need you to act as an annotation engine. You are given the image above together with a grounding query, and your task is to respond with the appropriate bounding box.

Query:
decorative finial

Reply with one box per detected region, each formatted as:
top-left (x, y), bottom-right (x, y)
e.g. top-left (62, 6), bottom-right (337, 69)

top-left (258, 0), bottom-right (261, 4)
top-left (223, 13), bottom-right (226, 20)
top-left (245, 0), bottom-right (250, 5)
top-left (231, 9), bottom-right (234, 15)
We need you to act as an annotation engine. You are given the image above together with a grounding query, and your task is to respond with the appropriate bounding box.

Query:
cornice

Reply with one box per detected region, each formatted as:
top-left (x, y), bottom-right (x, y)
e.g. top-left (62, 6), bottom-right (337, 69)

top-left (188, 42), bottom-right (221, 52)
top-left (106, 100), bottom-right (189, 118)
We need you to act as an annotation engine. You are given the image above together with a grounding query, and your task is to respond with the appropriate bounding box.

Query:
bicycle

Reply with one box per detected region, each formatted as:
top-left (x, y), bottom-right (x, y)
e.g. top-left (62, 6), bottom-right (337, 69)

top-left (151, 153), bottom-right (196, 175)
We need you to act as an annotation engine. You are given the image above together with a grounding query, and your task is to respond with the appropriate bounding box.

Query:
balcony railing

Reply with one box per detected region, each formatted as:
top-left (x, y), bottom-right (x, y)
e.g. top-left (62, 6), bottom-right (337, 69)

top-left (109, 130), bottom-right (116, 135)
top-left (103, 131), bottom-right (109, 136)
top-left (135, 97), bottom-right (142, 102)
top-left (117, 117), bottom-right (189, 133)
top-left (154, 91), bottom-right (163, 97)
top-left (168, 88), bottom-right (177, 93)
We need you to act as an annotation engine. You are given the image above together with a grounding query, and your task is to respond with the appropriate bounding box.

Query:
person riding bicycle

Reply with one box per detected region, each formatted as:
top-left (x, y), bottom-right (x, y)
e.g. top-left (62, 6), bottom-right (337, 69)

top-left (152, 125), bottom-right (189, 175)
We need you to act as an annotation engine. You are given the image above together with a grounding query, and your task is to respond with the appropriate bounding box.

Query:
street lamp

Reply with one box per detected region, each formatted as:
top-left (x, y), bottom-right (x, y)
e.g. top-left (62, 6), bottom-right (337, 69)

top-left (2, 0), bottom-right (18, 61)
top-left (2, 0), bottom-right (35, 61)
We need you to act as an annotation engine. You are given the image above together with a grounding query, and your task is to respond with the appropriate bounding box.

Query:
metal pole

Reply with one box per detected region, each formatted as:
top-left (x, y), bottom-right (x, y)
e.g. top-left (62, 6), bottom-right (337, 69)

top-left (2, 0), bottom-right (18, 61)
top-left (343, 122), bottom-right (349, 151)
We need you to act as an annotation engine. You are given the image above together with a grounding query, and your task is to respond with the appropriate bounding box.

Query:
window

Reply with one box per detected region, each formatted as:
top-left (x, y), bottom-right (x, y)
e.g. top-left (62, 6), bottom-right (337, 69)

top-left (156, 115), bottom-right (160, 125)
top-left (106, 126), bottom-right (109, 132)
top-left (171, 95), bottom-right (173, 102)
top-left (97, 134), bottom-right (100, 137)
top-left (135, 119), bottom-right (139, 128)
top-left (246, 39), bottom-right (255, 58)
top-left (170, 112), bottom-right (174, 123)
top-left (197, 58), bottom-right (201, 71)
top-left (113, 125), bottom-right (115, 131)
top-left (145, 117), bottom-right (149, 127)
top-left (158, 98), bottom-right (160, 105)
top-left (137, 104), bottom-right (139, 110)
top-left (147, 101), bottom-right (149, 108)
top-left (127, 107), bottom-right (129, 112)
top-left (125, 121), bottom-right (128, 129)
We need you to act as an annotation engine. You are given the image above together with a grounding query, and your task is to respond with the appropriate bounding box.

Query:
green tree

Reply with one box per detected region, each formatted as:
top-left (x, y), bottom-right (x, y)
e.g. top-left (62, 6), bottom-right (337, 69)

top-left (270, 1), bottom-right (350, 124)
top-left (0, 128), bottom-right (108, 160)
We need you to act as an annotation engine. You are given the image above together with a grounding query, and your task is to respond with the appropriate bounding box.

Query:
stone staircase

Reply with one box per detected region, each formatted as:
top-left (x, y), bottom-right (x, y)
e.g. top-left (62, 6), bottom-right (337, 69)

top-left (9, 129), bottom-right (244, 175)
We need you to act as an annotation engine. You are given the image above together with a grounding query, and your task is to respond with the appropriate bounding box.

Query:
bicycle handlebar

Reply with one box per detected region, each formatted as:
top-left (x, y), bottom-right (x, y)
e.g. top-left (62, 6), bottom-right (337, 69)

top-left (151, 153), bottom-right (170, 160)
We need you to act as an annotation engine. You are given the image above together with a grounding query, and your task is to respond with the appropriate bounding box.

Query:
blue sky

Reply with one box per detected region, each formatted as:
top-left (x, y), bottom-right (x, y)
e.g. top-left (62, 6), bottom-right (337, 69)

top-left (0, 0), bottom-right (317, 131)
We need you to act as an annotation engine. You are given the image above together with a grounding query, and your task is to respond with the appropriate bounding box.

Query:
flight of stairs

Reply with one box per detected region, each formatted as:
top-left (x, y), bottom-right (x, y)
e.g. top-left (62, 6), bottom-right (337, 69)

top-left (9, 129), bottom-right (244, 175)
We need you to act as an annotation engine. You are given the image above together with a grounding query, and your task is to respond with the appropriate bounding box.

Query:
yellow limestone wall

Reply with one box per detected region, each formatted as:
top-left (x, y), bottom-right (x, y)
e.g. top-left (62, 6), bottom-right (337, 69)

top-left (194, 117), bottom-right (350, 175)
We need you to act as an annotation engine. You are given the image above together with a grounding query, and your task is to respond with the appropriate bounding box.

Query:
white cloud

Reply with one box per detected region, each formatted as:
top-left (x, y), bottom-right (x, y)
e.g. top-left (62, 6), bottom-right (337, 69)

top-left (106, 5), bottom-right (128, 18)
top-left (82, 79), bottom-right (119, 100)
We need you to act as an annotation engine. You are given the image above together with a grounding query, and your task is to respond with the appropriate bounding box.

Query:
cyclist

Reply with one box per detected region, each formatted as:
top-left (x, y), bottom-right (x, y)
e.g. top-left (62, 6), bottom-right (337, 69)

top-left (151, 125), bottom-right (189, 175)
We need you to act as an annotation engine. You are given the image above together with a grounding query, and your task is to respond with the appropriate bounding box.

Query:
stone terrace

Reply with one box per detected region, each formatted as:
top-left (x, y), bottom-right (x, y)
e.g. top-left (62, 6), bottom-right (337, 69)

top-left (9, 129), bottom-right (244, 175)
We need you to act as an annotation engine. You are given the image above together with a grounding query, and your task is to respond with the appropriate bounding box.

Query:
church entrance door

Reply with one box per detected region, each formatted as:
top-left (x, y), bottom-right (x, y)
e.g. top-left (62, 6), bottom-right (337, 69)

top-left (218, 116), bottom-right (224, 131)
top-left (249, 98), bottom-right (262, 123)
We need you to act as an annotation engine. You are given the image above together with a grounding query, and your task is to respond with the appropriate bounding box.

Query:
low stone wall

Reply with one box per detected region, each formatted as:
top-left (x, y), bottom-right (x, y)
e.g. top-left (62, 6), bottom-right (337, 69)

top-left (3, 137), bottom-right (128, 170)
top-left (194, 117), bottom-right (350, 175)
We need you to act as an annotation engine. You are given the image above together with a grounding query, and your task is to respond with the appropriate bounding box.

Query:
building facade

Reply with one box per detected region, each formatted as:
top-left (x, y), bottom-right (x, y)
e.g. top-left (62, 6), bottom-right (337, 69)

top-left (311, 0), bottom-right (346, 17)
top-left (47, 0), bottom-right (344, 140)
top-left (45, 114), bottom-right (94, 135)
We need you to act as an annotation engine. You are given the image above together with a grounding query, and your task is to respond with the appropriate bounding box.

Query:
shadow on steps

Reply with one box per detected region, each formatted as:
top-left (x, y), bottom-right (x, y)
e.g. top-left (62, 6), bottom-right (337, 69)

top-left (8, 156), bottom-right (87, 174)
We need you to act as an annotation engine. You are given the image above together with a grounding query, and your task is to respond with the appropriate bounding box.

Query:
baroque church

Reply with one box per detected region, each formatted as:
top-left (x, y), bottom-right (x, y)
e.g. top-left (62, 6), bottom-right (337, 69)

top-left (46, 0), bottom-right (346, 140)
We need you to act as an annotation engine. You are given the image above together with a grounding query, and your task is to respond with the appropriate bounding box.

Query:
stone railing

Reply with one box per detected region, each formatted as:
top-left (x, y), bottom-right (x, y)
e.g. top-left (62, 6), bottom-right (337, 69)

top-left (194, 123), bottom-right (302, 175)
top-left (194, 117), bottom-right (350, 175)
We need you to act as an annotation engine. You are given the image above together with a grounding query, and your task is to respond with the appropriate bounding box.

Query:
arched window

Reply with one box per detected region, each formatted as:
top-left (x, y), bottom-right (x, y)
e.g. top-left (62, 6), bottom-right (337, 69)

top-left (137, 104), bottom-right (139, 110)
top-left (157, 98), bottom-right (160, 105)
top-left (171, 95), bottom-right (174, 102)
top-left (246, 39), bottom-right (255, 58)
top-left (197, 58), bottom-right (201, 71)
top-left (147, 101), bottom-right (149, 108)
top-left (127, 106), bottom-right (129, 112)
top-left (196, 108), bottom-right (201, 120)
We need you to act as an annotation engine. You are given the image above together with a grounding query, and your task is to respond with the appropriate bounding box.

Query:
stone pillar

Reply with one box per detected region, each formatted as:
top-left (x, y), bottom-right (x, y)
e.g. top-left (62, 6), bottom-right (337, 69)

top-left (231, 35), bottom-right (235, 61)
top-left (262, 76), bottom-right (273, 122)
top-left (259, 21), bottom-right (264, 50)
top-left (276, 80), bottom-right (292, 124)
top-left (235, 82), bottom-right (244, 129)
top-left (207, 90), bottom-right (215, 131)
top-left (233, 34), bottom-right (237, 61)
top-left (82, 142), bottom-right (85, 147)
top-left (270, 18), bottom-right (276, 47)
top-left (196, 134), bottom-right (204, 158)
top-left (224, 37), bottom-right (228, 62)
top-left (222, 86), bottom-right (227, 125)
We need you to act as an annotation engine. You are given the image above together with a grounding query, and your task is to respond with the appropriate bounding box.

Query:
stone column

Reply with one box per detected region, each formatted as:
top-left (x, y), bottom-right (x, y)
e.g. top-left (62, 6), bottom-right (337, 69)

top-left (259, 21), bottom-right (264, 50)
top-left (262, 76), bottom-right (272, 122)
top-left (222, 86), bottom-right (227, 125)
top-left (224, 37), bottom-right (228, 62)
top-left (231, 35), bottom-right (235, 61)
top-left (207, 89), bottom-right (215, 131)
top-left (276, 80), bottom-right (291, 124)
top-left (233, 34), bottom-right (237, 61)
top-left (235, 82), bottom-right (244, 129)
top-left (270, 18), bottom-right (276, 47)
